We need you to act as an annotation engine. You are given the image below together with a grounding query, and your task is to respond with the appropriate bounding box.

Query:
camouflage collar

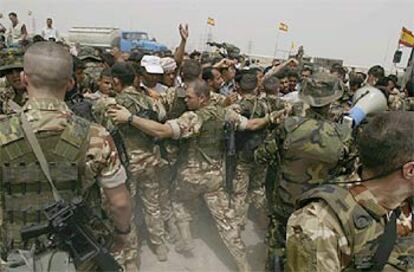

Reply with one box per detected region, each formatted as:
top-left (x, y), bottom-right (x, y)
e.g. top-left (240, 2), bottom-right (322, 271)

top-left (24, 98), bottom-right (70, 112)
top-left (350, 185), bottom-right (388, 219)
top-left (241, 93), bottom-right (257, 100)
top-left (122, 86), bottom-right (139, 95)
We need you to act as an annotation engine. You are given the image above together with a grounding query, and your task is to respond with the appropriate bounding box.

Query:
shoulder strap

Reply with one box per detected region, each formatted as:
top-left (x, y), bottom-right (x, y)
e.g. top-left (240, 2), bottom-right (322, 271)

top-left (370, 208), bottom-right (400, 271)
top-left (19, 111), bottom-right (62, 202)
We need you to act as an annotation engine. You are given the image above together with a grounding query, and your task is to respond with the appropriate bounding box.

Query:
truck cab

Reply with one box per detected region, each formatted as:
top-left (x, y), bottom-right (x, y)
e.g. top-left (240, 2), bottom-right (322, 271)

top-left (119, 31), bottom-right (168, 53)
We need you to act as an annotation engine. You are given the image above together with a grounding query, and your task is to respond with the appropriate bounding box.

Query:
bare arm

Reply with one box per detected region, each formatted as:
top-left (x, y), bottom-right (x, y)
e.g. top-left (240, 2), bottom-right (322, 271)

top-left (264, 58), bottom-right (299, 79)
top-left (245, 116), bottom-right (269, 130)
top-left (107, 105), bottom-right (173, 139)
top-left (130, 115), bottom-right (173, 139)
top-left (174, 24), bottom-right (188, 67)
top-left (103, 184), bottom-right (132, 233)
top-left (21, 24), bottom-right (28, 41)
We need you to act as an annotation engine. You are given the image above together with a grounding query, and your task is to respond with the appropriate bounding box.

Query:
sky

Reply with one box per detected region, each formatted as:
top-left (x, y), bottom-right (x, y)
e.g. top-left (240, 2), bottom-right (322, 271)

top-left (1, 0), bottom-right (413, 69)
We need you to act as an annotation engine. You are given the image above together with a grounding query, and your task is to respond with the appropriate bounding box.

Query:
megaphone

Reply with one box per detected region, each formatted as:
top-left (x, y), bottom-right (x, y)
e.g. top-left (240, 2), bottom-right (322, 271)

top-left (345, 85), bottom-right (388, 127)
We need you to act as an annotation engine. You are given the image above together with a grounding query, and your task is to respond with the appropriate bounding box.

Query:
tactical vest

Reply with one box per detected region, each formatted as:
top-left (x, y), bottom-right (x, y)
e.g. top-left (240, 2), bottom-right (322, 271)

top-left (184, 106), bottom-right (226, 163)
top-left (235, 97), bottom-right (267, 162)
top-left (298, 184), bottom-right (414, 271)
top-left (115, 92), bottom-right (157, 153)
top-left (167, 86), bottom-right (187, 119)
top-left (0, 114), bottom-right (92, 251)
top-left (273, 116), bottom-right (346, 220)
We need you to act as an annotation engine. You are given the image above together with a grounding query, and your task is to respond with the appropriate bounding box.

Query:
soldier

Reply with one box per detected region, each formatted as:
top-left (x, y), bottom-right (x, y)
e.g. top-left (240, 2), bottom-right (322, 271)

top-left (0, 41), bottom-right (131, 270)
top-left (286, 111), bottom-right (414, 272)
top-left (0, 48), bottom-right (28, 114)
top-left (77, 46), bottom-right (104, 93)
top-left (232, 72), bottom-right (269, 227)
top-left (92, 61), bottom-right (171, 262)
top-left (255, 72), bottom-right (354, 271)
top-left (107, 79), bottom-right (287, 271)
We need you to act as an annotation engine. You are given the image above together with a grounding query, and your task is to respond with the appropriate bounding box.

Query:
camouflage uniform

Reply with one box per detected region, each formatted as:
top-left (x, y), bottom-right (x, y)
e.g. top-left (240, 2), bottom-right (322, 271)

top-left (255, 73), bottom-right (353, 270)
top-left (0, 49), bottom-right (28, 114)
top-left (77, 47), bottom-right (103, 93)
top-left (93, 86), bottom-right (172, 261)
top-left (0, 98), bottom-right (127, 270)
top-left (166, 104), bottom-right (250, 269)
top-left (286, 183), bottom-right (414, 272)
top-left (231, 94), bottom-right (268, 227)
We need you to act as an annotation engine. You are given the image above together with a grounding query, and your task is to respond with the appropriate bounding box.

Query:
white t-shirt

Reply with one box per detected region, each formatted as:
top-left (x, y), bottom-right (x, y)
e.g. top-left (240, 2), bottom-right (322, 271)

top-left (41, 26), bottom-right (59, 40)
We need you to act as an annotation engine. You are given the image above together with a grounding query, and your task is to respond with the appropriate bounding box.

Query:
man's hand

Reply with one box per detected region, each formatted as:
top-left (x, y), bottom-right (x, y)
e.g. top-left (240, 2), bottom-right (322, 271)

top-left (107, 105), bottom-right (131, 125)
top-left (179, 24), bottom-right (189, 42)
top-left (223, 92), bottom-right (238, 106)
top-left (267, 103), bottom-right (293, 124)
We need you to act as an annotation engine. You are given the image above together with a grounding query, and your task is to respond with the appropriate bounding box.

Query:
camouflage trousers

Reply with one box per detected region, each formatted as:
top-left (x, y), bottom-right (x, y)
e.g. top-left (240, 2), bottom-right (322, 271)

top-left (173, 160), bottom-right (247, 265)
top-left (130, 163), bottom-right (174, 247)
top-left (233, 161), bottom-right (267, 226)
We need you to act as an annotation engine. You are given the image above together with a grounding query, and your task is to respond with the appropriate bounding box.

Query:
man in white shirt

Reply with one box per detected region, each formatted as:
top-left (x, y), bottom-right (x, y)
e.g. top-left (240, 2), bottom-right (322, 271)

top-left (7, 12), bottom-right (27, 47)
top-left (41, 18), bottom-right (59, 41)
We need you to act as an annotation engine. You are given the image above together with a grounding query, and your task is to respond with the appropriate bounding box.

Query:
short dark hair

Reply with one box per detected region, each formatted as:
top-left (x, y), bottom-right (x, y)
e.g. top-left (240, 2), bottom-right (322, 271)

top-left (181, 59), bottom-right (201, 82)
top-left (101, 52), bottom-right (115, 67)
top-left (287, 71), bottom-right (299, 79)
top-left (111, 62), bottom-right (135, 86)
top-left (8, 12), bottom-right (17, 17)
top-left (239, 72), bottom-right (257, 93)
top-left (32, 35), bottom-right (45, 43)
top-left (302, 66), bottom-right (313, 74)
top-left (188, 79), bottom-right (210, 99)
top-left (100, 68), bottom-right (112, 79)
top-left (406, 80), bottom-right (414, 97)
top-left (368, 65), bottom-right (385, 79)
top-left (202, 67), bottom-right (218, 81)
top-left (357, 111), bottom-right (414, 175)
top-left (47, 18), bottom-right (52, 21)
top-left (263, 76), bottom-right (280, 94)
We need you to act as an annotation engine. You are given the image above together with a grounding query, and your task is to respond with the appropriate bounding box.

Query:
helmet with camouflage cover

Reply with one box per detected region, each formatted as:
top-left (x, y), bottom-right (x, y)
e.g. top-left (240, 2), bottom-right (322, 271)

top-left (299, 72), bottom-right (344, 107)
top-left (0, 48), bottom-right (24, 77)
top-left (77, 46), bottom-right (101, 62)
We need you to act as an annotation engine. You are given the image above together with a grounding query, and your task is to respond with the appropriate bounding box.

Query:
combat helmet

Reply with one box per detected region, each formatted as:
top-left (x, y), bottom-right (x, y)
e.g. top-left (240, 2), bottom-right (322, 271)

top-left (77, 46), bottom-right (101, 62)
top-left (299, 72), bottom-right (344, 107)
top-left (0, 48), bottom-right (24, 77)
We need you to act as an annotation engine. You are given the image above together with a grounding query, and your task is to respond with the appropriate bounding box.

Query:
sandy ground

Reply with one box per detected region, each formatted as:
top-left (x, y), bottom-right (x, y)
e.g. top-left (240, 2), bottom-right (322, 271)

top-left (139, 205), bottom-right (267, 272)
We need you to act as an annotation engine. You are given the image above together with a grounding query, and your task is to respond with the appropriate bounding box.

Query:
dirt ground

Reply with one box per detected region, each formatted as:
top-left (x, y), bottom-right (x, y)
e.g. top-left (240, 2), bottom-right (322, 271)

top-left (139, 205), bottom-right (267, 272)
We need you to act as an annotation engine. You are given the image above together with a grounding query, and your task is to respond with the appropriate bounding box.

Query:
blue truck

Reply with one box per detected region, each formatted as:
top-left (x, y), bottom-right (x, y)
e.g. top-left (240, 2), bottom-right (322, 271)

top-left (68, 27), bottom-right (168, 53)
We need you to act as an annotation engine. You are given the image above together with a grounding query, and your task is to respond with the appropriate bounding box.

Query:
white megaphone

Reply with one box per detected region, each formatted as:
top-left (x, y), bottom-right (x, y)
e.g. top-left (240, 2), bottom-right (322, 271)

top-left (345, 85), bottom-right (388, 127)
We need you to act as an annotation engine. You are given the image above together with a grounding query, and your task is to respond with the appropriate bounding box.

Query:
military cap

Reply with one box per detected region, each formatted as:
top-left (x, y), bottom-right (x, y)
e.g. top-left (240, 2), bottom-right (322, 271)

top-left (0, 48), bottom-right (24, 77)
top-left (299, 72), bottom-right (344, 107)
top-left (77, 46), bottom-right (101, 62)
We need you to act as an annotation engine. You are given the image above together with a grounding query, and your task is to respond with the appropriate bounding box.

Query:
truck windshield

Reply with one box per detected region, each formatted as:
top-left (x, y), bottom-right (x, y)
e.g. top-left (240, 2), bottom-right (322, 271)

top-left (122, 32), bottom-right (149, 41)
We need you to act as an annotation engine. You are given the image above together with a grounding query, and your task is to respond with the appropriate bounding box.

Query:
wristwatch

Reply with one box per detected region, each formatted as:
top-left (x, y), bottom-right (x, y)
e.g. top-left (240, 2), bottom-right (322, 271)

top-left (127, 114), bottom-right (134, 126)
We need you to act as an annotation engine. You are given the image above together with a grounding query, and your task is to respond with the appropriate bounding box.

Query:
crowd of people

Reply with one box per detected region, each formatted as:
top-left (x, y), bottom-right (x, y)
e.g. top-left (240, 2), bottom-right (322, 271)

top-left (0, 11), bottom-right (413, 272)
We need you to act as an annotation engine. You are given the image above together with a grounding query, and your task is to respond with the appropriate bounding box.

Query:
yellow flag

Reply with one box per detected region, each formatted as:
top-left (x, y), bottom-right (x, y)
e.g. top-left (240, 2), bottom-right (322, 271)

top-left (400, 27), bottom-right (414, 47)
top-left (207, 17), bottom-right (215, 26)
top-left (291, 42), bottom-right (296, 49)
top-left (279, 22), bottom-right (288, 32)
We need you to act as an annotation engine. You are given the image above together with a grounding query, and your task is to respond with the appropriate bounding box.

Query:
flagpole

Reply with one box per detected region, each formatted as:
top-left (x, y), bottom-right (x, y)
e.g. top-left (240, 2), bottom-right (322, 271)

top-left (273, 30), bottom-right (280, 58)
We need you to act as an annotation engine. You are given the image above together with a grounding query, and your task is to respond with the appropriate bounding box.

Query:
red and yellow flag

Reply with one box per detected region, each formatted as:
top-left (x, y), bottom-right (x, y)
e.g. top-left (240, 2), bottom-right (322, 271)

top-left (399, 27), bottom-right (414, 47)
top-left (207, 17), bottom-right (215, 26)
top-left (279, 22), bottom-right (288, 32)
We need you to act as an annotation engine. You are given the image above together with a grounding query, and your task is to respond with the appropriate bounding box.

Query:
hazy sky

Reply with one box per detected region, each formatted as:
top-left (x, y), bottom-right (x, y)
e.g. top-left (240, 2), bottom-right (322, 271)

top-left (1, 0), bottom-right (413, 69)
